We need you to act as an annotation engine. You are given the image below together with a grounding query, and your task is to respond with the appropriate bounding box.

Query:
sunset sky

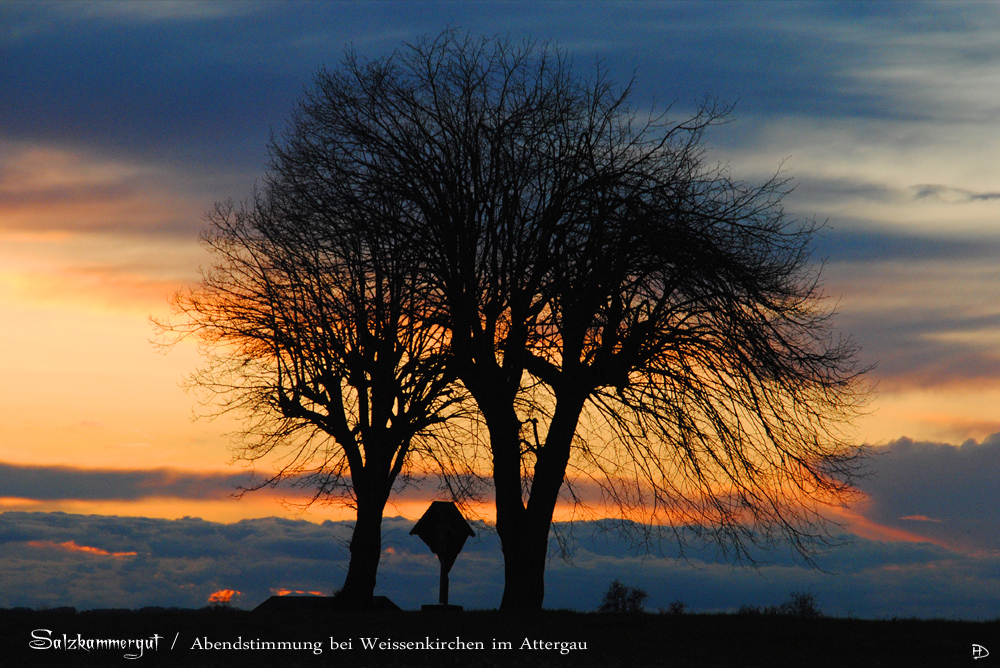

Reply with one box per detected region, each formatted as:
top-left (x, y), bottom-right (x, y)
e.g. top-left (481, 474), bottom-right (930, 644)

top-left (3, 1), bottom-right (1000, 615)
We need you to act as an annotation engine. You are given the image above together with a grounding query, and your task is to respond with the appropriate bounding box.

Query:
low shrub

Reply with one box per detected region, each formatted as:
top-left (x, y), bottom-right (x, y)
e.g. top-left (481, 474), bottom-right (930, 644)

top-left (598, 579), bottom-right (648, 613)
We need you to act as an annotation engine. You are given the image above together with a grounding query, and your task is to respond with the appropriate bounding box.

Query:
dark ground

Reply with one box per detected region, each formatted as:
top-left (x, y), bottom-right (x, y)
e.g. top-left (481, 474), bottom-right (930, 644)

top-left (1, 606), bottom-right (995, 667)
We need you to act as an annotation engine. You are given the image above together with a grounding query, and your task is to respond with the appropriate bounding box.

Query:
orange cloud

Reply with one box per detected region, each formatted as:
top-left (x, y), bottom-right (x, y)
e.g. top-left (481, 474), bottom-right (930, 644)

top-left (27, 540), bottom-right (137, 557)
top-left (208, 589), bottom-right (241, 603)
top-left (0, 142), bottom-right (202, 236)
top-left (825, 504), bottom-right (945, 547)
top-left (0, 141), bottom-right (217, 316)
top-left (272, 589), bottom-right (325, 597)
top-left (0, 235), bottom-right (202, 315)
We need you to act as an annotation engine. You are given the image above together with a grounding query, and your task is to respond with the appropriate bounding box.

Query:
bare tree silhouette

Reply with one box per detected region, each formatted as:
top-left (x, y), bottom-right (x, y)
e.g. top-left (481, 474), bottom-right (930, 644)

top-left (175, 29), bottom-right (869, 610)
top-left (157, 187), bottom-right (482, 609)
top-left (598, 579), bottom-right (648, 614)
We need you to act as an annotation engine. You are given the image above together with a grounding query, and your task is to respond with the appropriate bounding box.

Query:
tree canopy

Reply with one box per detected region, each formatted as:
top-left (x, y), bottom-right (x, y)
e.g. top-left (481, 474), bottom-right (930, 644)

top-left (168, 29), bottom-right (870, 610)
top-left (161, 185), bottom-right (481, 607)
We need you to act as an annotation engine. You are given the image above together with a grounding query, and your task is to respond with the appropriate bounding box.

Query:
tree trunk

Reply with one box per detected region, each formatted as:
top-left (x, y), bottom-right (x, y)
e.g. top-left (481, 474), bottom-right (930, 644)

top-left (498, 509), bottom-right (551, 609)
top-left (335, 488), bottom-right (388, 609)
top-left (495, 391), bottom-right (588, 610)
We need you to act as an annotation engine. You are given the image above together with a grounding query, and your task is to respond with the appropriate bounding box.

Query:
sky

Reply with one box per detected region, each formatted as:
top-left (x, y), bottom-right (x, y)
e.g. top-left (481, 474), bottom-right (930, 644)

top-left (3, 1), bottom-right (1000, 617)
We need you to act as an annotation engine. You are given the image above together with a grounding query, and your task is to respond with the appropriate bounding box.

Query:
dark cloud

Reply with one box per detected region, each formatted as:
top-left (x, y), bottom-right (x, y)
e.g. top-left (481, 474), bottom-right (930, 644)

top-left (791, 177), bottom-right (898, 207)
top-left (912, 184), bottom-right (1000, 202)
top-left (814, 226), bottom-right (1000, 263)
top-left (619, 3), bottom-right (1000, 134)
top-left (4, 2), bottom-right (991, 171)
top-left (4, 1), bottom-right (995, 245)
top-left (0, 462), bottom-right (480, 508)
top-left (0, 463), bottom-right (252, 501)
top-left (0, 3), bottom-right (488, 171)
top-left (1, 5), bottom-right (300, 173)
top-left (1, 510), bottom-right (999, 619)
top-left (856, 435), bottom-right (1000, 552)
top-left (0, 177), bottom-right (138, 211)
top-left (546, 536), bottom-right (1000, 620)
top-left (833, 305), bottom-right (1000, 389)
top-left (0, 160), bottom-right (209, 237)
top-left (0, 512), bottom-right (356, 610)
top-left (803, 224), bottom-right (1000, 390)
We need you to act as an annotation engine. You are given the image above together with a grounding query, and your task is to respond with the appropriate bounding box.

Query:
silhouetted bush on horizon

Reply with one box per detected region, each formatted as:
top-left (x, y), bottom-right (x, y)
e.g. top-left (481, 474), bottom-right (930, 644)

top-left (597, 579), bottom-right (649, 613)
top-left (663, 600), bottom-right (687, 615)
top-left (738, 590), bottom-right (822, 617)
